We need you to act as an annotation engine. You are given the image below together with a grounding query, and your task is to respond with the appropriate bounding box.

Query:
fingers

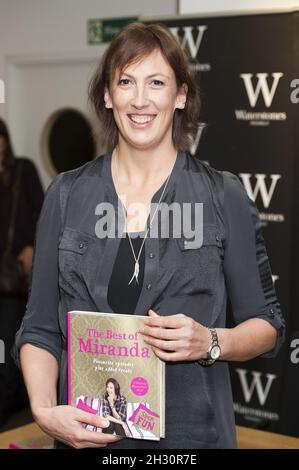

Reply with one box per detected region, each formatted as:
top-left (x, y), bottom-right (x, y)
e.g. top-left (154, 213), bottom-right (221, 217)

top-left (142, 336), bottom-right (182, 351)
top-left (151, 347), bottom-right (186, 362)
top-left (78, 428), bottom-right (123, 445)
top-left (148, 309), bottom-right (159, 316)
top-left (140, 325), bottom-right (180, 340)
top-left (144, 313), bottom-right (188, 329)
top-left (139, 312), bottom-right (201, 363)
top-left (71, 428), bottom-right (123, 449)
top-left (74, 409), bottom-right (110, 429)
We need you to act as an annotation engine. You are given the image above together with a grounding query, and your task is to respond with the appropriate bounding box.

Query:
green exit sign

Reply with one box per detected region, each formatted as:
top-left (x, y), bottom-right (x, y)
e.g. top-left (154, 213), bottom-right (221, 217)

top-left (88, 17), bottom-right (139, 45)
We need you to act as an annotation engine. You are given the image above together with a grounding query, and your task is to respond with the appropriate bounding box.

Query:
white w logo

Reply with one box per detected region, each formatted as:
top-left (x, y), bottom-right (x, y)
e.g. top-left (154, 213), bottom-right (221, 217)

top-left (170, 26), bottom-right (207, 60)
top-left (189, 123), bottom-right (205, 155)
top-left (0, 339), bottom-right (4, 364)
top-left (240, 73), bottom-right (283, 108)
top-left (236, 369), bottom-right (276, 406)
top-left (239, 173), bottom-right (281, 209)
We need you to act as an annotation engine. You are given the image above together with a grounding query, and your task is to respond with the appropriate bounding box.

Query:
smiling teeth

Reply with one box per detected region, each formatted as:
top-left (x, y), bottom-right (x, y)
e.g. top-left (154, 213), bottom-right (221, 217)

top-left (130, 115), bottom-right (156, 124)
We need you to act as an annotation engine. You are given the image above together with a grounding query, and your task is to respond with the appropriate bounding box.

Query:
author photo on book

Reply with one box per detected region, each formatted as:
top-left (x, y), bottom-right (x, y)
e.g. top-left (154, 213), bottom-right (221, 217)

top-left (14, 22), bottom-right (285, 449)
top-left (101, 378), bottom-right (131, 438)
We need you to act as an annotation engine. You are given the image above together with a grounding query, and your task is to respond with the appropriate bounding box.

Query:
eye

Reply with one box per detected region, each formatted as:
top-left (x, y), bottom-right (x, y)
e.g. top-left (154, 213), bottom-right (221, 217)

top-left (118, 78), bottom-right (131, 86)
top-left (151, 79), bottom-right (164, 87)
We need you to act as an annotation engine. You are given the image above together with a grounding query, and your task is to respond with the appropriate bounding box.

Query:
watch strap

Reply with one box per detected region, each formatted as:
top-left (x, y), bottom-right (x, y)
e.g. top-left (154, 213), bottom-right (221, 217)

top-left (198, 327), bottom-right (220, 367)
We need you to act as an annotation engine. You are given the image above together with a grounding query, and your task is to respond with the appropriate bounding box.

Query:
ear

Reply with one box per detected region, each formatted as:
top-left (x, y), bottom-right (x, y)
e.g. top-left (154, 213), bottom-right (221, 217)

top-left (175, 83), bottom-right (188, 110)
top-left (104, 86), bottom-right (113, 109)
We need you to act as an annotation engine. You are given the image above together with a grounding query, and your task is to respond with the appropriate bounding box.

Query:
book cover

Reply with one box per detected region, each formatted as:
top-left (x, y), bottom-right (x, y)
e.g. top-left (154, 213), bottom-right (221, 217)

top-left (68, 310), bottom-right (165, 440)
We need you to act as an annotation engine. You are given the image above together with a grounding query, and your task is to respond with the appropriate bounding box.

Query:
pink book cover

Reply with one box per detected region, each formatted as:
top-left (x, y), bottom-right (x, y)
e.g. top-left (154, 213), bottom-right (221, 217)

top-left (67, 310), bottom-right (165, 440)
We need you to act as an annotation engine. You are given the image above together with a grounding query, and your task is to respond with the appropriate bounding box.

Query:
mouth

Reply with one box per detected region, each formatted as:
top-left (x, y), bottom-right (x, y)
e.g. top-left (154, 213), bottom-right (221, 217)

top-left (127, 114), bottom-right (157, 125)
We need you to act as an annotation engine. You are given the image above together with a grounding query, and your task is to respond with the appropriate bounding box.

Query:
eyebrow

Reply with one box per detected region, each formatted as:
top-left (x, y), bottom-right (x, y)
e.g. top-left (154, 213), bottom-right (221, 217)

top-left (120, 72), bottom-right (170, 80)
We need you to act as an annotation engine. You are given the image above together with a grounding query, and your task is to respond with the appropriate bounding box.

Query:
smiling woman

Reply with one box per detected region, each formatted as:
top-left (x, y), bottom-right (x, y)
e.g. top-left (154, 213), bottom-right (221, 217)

top-left (103, 49), bottom-right (187, 153)
top-left (88, 22), bottom-right (200, 152)
top-left (14, 22), bottom-right (284, 450)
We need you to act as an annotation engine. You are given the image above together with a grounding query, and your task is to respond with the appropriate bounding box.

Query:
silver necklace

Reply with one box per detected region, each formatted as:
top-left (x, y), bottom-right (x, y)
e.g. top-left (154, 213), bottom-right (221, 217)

top-left (113, 151), bottom-right (174, 285)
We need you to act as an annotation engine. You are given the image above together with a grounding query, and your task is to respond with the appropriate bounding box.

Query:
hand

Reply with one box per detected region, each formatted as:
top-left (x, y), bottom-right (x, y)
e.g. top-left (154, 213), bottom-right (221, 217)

top-left (17, 245), bottom-right (34, 275)
top-left (34, 405), bottom-right (123, 449)
top-left (138, 309), bottom-right (211, 362)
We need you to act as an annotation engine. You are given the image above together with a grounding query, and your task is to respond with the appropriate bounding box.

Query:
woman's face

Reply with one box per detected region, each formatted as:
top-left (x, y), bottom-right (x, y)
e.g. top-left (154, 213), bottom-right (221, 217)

top-left (0, 135), bottom-right (7, 154)
top-left (106, 382), bottom-right (116, 395)
top-left (105, 49), bottom-right (187, 151)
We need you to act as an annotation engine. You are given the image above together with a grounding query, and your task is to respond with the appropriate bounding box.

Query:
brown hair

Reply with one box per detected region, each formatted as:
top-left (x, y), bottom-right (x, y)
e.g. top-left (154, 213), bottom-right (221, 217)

top-left (105, 378), bottom-right (121, 397)
top-left (88, 22), bottom-right (200, 152)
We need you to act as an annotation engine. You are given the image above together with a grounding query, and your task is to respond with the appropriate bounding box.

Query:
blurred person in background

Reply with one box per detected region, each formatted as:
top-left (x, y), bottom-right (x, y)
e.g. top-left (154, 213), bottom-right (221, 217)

top-left (0, 118), bottom-right (44, 427)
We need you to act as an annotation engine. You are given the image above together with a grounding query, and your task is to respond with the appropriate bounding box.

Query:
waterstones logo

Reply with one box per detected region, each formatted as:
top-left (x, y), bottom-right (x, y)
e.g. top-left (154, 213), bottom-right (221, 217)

top-left (169, 25), bottom-right (211, 72)
top-left (236, 73), bottom-right (286, 126)
top-left (239, 173), bottom-right (284, 224)
top-left (235, 368), bottom-right (277, 407)
top-left (234, 402), bottom-right (279, 423)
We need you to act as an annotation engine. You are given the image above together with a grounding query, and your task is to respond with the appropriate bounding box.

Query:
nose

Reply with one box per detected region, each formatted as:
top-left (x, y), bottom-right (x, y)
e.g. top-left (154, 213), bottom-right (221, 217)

top-left (131, 83), bottom-right (149, 109)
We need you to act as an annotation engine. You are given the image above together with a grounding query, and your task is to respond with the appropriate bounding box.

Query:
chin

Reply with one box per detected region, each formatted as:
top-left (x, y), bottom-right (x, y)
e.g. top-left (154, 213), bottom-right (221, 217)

top-left (126, 137), bottom-right (160, 150)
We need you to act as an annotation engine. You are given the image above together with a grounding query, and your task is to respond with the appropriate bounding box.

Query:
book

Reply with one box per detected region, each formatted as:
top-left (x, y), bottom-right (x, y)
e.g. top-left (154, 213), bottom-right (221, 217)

top-left (67, 310), bottom-right (165, 441)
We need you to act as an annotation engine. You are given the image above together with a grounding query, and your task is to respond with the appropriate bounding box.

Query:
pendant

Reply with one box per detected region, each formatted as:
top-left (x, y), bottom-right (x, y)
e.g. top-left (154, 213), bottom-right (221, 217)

top-left (128, 260), bottom-right (139, 285)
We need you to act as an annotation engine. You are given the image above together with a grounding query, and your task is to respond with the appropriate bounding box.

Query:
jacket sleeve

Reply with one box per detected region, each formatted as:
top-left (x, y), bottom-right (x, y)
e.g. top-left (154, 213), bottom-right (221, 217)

top-left (222, 172), bottom-right (285, 358)
top-left (12, 173), bottom-right (64, 366)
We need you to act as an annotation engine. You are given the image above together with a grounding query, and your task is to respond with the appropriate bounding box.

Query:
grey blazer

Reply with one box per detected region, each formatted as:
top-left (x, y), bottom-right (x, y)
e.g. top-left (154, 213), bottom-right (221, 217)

top-left (14, 151), bottom-right (285, 449)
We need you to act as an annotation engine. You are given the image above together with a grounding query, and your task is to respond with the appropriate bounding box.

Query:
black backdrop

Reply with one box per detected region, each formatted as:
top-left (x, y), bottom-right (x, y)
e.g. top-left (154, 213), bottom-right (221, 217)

top-left (144, 11), bottom-right (299, 437)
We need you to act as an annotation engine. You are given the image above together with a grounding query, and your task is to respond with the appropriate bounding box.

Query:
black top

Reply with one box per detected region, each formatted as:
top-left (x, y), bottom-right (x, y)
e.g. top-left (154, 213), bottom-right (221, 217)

top-left (0, 157), bottom-right (44, 260)
top-left (107, 232), bottom-right (145, 314)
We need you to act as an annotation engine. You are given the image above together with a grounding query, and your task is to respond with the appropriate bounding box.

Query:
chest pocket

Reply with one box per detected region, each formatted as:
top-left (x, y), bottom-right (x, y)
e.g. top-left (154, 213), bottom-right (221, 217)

top-left (58, 228), bottom-right (96, 298)
top-left (173, 225), bottom-right (223, 296)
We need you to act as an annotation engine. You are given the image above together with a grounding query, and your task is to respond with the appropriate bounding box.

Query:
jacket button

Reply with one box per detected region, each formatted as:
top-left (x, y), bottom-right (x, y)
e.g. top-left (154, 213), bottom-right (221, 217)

top-left (149, 252), bottom-right (155, 259)
top-left (79, 242), bottom-right (85, 249)
top-left (146, 284), bottom-right (152, 290)
top-left (216, 235), bottom-right (220, 242)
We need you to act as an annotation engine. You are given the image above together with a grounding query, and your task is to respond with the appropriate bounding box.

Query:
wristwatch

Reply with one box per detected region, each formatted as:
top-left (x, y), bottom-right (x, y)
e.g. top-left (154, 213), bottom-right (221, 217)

top-left (198, 328), bottom-right (221, 366)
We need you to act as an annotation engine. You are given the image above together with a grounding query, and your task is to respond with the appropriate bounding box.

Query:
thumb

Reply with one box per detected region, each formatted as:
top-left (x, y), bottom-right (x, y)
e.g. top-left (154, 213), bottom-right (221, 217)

top-left (148, 309), bottom-right (159, 317)
top-left (75, 409), bottom-right (110, 428)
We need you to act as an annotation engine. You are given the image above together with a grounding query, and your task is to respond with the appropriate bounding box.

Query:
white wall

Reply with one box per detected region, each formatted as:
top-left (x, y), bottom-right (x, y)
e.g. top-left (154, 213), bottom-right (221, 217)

top-left (0, 0), bottom-right (176, 82)
top-left (179, 0), bottom-right (299, 15)
top-left (0, 0), bottom-right (177, 186)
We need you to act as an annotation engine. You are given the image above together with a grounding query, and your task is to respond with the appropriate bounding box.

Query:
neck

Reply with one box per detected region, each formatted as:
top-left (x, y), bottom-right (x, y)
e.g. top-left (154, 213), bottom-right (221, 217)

top-left (113, 138), bottom-right (178, 186)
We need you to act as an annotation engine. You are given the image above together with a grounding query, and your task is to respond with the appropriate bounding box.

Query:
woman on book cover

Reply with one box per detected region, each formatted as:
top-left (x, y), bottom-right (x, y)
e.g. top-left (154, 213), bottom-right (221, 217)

top-left (14, 22), bottom-right (285, 449)
top-left (101, 378), bottom-right (131, 438)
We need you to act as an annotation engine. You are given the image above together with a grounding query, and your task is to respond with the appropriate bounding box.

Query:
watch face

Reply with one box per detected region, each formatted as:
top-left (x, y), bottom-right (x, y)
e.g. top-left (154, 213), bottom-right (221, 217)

top-left (210, 345), bottom-right (221, 360)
